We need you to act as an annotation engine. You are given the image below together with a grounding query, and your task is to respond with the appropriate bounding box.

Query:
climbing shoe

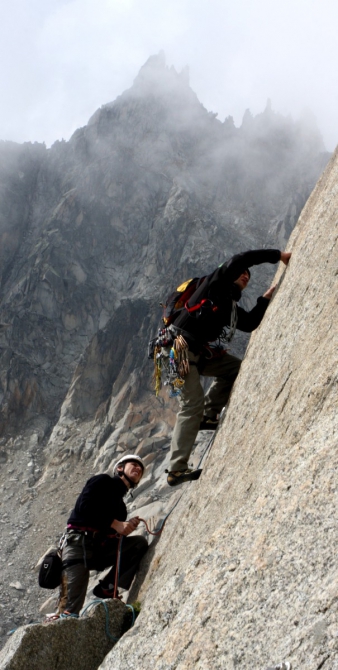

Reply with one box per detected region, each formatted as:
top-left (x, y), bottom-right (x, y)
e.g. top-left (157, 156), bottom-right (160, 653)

top-left (59, 610), bottom-right (79, 619)
top-left (199, 416), bottom-right (218, 431)
top-left (44, 612), bottom-right (61, 623)
top-left (166, 469), bottom-right (202, 487)
top-left (93, 581), bottom-right (115, 599)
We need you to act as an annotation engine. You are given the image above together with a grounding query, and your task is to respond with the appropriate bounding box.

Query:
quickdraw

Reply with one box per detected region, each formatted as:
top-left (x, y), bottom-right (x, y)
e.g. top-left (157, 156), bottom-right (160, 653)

top-left (153, 328), bottom-right (189, 398)
top-left (173, 333), bottom-right (189, 377)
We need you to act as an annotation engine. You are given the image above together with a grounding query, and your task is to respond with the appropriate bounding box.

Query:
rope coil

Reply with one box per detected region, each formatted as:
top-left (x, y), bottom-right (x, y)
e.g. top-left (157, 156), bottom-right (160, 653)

top-left (173, 334), bottom-right (189, 377)
top-left (81, 599), bottom-right (136, 641)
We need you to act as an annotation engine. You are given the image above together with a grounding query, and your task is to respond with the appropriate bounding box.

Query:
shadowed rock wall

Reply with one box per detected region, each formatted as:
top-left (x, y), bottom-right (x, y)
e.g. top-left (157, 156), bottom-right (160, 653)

top-left (100, 152), bottom-right (338, 669)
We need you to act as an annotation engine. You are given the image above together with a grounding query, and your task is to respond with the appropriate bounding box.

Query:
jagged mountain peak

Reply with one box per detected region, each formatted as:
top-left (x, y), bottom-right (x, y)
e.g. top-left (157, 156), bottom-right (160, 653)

top-left (84, 55), bottom-right (203, 144)
top-left (133, 50), bottom-right (191, 92)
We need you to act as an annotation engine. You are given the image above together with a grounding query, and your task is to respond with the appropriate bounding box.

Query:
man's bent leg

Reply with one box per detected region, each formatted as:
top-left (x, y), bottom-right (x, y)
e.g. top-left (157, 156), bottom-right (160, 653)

top-left (169, 353), bottom-right (204, 472)
top-left (93, 535), bottom-right (148, 594)
top-left (118, 535), bottom-right (148, 590)
top-left (202, 353), bottom-right (241, 418)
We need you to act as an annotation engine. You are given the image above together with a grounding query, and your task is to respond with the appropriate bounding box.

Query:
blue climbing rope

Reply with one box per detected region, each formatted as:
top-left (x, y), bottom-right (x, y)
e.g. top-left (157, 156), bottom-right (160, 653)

top-left (81, 599), bottom-right (136, 642)
top-left (125, 604), bottom-right (136, 627)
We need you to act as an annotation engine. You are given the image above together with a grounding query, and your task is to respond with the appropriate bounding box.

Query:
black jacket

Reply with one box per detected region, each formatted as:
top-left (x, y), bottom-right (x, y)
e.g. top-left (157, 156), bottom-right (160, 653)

top-left (67, 474), bottom-right (128, 533)
top-left (173, 249), bottom-right (281, 351)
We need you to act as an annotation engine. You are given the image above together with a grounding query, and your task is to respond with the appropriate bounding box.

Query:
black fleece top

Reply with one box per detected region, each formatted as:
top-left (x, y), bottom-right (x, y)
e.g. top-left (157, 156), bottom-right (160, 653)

top-left (173, 248), bottom-right (281, 351)
top-left (67, 474), bottom-right (128, 533)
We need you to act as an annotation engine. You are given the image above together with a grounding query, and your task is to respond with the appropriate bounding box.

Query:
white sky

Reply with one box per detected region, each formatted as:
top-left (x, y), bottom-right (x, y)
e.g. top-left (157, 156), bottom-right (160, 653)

top-left (1, 0), bottom-right (337, 150)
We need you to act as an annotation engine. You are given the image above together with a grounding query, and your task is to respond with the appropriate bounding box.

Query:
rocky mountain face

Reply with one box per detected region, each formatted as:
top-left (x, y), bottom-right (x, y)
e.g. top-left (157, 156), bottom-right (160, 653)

top-left (100, 148), bottom-right (338, 669)
top-left (0, 53), bottom-right (330, 649)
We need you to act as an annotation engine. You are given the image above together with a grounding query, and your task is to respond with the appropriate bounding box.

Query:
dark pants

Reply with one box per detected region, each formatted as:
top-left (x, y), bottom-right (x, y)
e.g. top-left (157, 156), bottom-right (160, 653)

top-left (59, 530), bottom-right (148, 614)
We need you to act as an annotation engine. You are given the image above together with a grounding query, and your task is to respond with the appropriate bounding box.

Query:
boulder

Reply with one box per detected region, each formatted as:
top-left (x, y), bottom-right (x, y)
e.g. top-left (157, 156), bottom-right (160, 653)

top-left (0, 600), bottom-right (132, 670)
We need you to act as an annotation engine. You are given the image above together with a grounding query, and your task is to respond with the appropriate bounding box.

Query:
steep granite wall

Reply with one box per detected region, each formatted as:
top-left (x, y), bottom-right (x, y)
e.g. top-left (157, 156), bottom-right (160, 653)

top-left (101, 152), bottom-right (338, 668)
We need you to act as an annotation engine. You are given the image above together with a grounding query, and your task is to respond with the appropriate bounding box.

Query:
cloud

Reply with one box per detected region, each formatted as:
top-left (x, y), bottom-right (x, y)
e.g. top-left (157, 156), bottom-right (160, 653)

top-left (0, 0), bottom-right (337, 149)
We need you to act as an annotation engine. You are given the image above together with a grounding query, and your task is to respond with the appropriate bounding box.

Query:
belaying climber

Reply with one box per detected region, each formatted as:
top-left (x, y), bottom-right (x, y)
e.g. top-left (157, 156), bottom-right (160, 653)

top-left (53, 455), bottom-right (148, 618)
top-left (166, 248), bottom-right (291, 486)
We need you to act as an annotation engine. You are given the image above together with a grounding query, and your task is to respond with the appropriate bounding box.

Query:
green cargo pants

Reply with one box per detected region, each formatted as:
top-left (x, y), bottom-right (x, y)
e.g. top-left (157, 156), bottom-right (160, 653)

top-left (169, 350), bottom-right (241, 472)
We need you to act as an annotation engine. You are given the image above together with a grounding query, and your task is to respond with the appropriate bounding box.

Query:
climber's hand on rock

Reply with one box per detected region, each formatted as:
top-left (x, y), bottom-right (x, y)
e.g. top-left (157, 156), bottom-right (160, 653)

top-left (280, 251), bottom-right (292, 265)
top-left (263, 285), bottom-right (276, 300)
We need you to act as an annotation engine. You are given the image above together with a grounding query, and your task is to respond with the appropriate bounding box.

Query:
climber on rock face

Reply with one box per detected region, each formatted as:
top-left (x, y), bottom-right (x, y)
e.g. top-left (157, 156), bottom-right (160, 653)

top-left (166, 248), bottom-right (292, 487)
top-left (53, 454), bottom-right (148, 618)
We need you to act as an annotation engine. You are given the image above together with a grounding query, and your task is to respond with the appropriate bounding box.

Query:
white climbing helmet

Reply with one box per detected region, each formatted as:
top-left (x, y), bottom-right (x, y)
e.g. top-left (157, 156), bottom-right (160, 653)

top-left (113, 454), bottom-right (146, 481)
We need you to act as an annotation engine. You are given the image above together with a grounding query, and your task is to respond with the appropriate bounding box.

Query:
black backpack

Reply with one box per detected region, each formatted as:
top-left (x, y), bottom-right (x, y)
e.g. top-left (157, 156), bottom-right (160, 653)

top-left (161, 276), bottom-right (205, 326)
top-left (148, 275), bottom-right (209, 360)
top-left (38, 549), bottom-right (63, 589)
